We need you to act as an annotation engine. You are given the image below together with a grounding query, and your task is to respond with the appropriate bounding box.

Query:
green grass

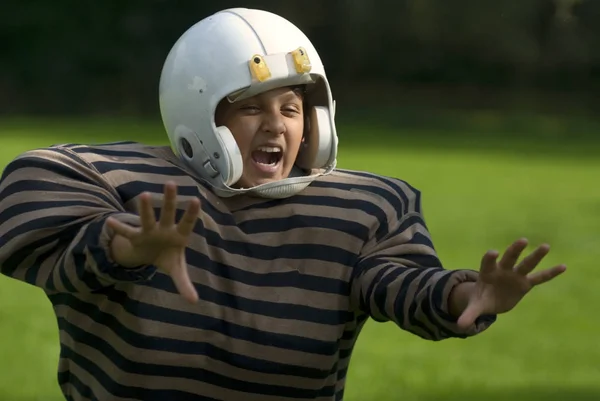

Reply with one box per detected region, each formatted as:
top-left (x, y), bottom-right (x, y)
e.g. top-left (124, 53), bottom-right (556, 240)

top-left (0, 116), bottom-right (599, 400)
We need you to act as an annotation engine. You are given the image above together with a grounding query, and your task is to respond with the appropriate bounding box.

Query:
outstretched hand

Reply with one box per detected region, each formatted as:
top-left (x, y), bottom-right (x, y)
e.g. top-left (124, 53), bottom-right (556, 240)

top-left (456, 238), bottom-right (567, 330)
top-left (107, 181), bottom-right (200, 303)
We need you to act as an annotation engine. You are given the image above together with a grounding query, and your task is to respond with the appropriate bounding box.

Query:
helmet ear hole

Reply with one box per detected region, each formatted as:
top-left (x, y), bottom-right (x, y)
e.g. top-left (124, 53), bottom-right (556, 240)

top-left (181, 138), bottom-right (194, 158)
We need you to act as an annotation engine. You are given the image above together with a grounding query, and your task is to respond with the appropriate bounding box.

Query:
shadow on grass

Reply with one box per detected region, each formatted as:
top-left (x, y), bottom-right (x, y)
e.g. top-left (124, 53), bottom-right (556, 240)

top-left (408, 388), bottom-right (600, 401)
top-left (2, 387), bottom-right (598, 401)
top-left (348, 385), bottom-right (600, 401)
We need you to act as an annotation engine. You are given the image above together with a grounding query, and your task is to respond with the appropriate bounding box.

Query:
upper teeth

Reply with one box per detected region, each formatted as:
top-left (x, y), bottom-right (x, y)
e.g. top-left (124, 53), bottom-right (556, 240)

top-left (257, 146), bottom-right (281, 153)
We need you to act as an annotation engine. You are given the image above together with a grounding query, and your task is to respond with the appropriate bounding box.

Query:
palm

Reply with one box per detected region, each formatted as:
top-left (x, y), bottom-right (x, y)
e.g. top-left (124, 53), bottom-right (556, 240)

top-left (458, 238), bottom-right (566, 329)
top-left (476, 267), bottom-right (531, 314)
top-left (108, 181), bottom-right (201, 303)
top-left (128, 224), bottom-right (190, 270)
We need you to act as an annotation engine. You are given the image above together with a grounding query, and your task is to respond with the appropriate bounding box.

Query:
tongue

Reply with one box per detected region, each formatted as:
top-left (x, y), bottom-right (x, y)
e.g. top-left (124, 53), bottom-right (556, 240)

top-left (252, 150), bottom-right (272, 164)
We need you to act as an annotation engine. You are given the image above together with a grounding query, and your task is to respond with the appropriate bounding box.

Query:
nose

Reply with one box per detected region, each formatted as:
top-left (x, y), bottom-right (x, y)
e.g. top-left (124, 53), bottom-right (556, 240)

top-left (260, 110), bottom-right (286, 136)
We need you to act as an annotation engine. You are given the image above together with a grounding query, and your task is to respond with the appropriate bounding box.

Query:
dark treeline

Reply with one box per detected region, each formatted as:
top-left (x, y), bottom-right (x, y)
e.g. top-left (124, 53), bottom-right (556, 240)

top-left (1, 0), bottom-right (598, 116)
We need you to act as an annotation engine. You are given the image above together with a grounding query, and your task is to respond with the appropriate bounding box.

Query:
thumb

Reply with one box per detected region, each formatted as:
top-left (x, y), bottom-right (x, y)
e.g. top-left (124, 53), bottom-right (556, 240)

top-left (457, 301), bottom-right (484, 331)
top-left (170, 253), bottom-right (198, 304)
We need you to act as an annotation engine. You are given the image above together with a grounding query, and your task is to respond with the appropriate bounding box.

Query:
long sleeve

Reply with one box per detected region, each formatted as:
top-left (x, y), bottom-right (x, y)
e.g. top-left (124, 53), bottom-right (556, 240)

top-left (0, 146), bottom-right (157, 293)
top-left (351, 185), bottom-right (496, 341)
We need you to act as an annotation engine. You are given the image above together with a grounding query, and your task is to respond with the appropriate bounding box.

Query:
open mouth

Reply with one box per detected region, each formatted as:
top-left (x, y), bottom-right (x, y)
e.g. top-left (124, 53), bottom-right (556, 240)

top-left (251, 146), bottom-right (283, 169)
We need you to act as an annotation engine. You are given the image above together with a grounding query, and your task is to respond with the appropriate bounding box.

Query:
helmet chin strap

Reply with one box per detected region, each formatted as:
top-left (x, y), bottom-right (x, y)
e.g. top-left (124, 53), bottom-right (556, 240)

top-left (210, 161), bottom-right (336, 199)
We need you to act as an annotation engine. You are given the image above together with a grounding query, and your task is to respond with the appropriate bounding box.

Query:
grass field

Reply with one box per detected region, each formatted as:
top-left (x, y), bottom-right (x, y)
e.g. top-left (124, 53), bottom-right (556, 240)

top-left (0, 114), bottom-right (599, 400)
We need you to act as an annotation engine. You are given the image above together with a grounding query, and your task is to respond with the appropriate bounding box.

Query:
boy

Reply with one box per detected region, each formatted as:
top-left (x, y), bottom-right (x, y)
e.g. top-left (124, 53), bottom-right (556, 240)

top-left (0, 7), bottom-right (565, 401)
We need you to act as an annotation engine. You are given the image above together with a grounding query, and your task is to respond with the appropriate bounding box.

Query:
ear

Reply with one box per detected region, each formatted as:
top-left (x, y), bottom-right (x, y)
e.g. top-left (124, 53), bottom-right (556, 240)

top-left (302, 99), bottom-right (310, 143)
top-left (301, 117), bottom-right (308, 143)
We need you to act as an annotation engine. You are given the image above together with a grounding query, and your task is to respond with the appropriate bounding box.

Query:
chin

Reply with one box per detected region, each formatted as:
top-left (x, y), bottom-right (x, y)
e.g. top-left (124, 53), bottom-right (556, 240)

top-left (230, 176), bottom-right (271, 189)
top-left (245, 176), bottom-right (282, 187)
top-left (234, 163), bottom-right (293, 189)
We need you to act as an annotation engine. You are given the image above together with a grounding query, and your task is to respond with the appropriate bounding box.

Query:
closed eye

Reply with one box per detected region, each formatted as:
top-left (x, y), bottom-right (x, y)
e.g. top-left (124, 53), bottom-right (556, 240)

top-left (239, 105), bottom-right (261, 114)
top-left (282, 104), bottom-right (301, 115)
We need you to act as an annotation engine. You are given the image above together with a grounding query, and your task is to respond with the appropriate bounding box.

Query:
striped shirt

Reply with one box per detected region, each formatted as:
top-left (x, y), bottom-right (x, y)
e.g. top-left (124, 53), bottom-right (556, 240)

top-left (0, 142), bottom-right (495, 401)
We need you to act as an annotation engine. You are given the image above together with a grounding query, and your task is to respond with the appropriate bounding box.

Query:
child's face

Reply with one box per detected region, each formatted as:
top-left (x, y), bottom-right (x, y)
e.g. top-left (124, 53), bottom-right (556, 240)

top-left (215, 87), bottom-right (305, 188)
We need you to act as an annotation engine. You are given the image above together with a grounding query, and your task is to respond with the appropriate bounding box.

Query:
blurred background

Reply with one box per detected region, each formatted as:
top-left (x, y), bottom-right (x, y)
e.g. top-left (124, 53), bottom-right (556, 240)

top-left (1, 1), bottom-right (599, 400)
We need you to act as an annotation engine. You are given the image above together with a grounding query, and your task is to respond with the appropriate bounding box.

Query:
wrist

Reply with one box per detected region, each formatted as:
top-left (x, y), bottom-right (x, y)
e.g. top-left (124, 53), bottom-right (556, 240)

top-left (448, 281), bottom-right (476, 317)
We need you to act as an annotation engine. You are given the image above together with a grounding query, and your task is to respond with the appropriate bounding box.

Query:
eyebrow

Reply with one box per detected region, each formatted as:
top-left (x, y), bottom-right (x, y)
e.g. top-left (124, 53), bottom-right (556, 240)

top-left (282, 90), bottom-right (303, 102)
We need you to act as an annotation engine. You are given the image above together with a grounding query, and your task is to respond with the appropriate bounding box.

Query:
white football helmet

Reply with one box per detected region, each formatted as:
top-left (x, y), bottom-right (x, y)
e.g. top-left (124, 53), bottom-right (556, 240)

top-left (159, 8), bottom-right (338, 198)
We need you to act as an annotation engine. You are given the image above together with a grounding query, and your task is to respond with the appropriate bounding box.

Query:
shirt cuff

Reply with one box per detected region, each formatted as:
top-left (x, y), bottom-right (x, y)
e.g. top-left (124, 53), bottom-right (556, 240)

top-left (92, 213), bottom-right (157, 283)
top-left (430, 269), bottom-right (497, 338)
